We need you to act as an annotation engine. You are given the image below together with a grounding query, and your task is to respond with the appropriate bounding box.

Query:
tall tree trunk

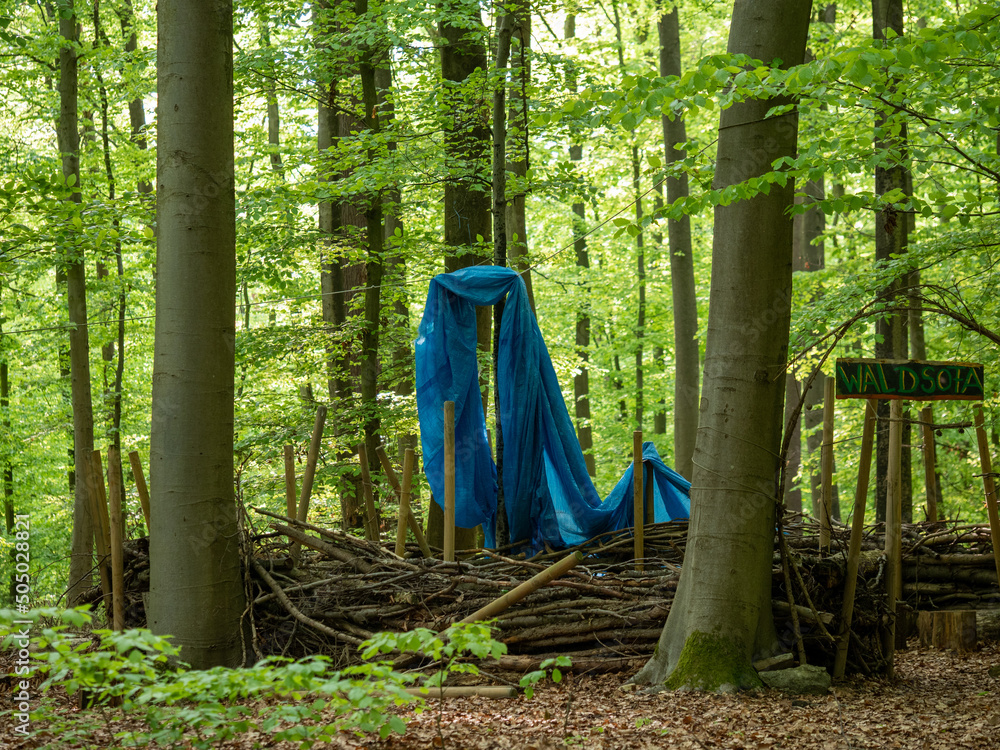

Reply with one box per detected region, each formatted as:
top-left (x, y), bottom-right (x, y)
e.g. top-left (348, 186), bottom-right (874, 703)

top-left (492, 13), bottom-right (514, 547)
top-left (355, 0), bottom-right (384, 483)
top-left (873, 0), bottom-right (910, 523)
top-left (93, 1), bottom-right (128, 512)
top-left (505, 5), bottom-right (535, 314)
top-left (611, 0), bottom-right (644, 430)
top-left (316, 0), bottom-right (362, 529)
top-left (59, 0), bottom-right (96, 606)
top-left (118, 0), bottom-right (152, 196)
top-left (1, 287), bottom-right (12, 604)
top-left (658, 4), bottom-right (698, 479)
top-left (148, 0), bottom-right (246, 669)
top-left (565, 12), bottom-right (595, 478)
top-left (633, 0), bottom-right (810, 691)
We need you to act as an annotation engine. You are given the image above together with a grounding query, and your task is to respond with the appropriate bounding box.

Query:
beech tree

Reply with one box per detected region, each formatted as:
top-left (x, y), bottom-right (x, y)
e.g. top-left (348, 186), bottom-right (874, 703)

top-left (147, 0), bottom-right (245, 668)
top-left (632, 0), bottom-right (811, 691)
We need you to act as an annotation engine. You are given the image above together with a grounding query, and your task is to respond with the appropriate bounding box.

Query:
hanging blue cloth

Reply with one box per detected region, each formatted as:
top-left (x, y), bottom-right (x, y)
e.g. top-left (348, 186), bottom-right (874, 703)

top-left (415, 266), bottom-right (690, 552)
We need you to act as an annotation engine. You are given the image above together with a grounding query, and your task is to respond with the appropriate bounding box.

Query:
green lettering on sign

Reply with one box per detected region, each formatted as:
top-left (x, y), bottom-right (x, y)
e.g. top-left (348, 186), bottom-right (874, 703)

top-left (835, 359), bottom-right (985, 401)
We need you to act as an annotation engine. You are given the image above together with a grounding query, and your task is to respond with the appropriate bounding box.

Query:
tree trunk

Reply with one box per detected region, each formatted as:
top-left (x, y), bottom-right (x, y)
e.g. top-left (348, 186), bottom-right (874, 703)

top-left (148, 0), bottom-right (246, 669)
top-left (58, 0), bottom-right (96, 606)
top-left (783, 373), bottom-right (802, 514)
top-left (316, 0), bottom-right (362, 529)
top-left (873, 0), bottom-right (910, 523)
top-left (658, 4), bottom-right (698, 480)
top-left (505, 5), bottom-right (535, 314)
top-left (632, 0), bottom-right (810, 691)
top-left (564, 13), bottom-right (596, 478)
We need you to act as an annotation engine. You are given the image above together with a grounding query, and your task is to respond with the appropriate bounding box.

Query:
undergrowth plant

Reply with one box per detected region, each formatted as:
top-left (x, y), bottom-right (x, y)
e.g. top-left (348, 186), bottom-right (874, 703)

top-left (1, 608), bottom-right (569, 749)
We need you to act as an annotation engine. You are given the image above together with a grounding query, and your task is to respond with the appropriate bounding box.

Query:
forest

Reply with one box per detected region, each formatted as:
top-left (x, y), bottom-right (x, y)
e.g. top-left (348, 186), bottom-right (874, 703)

top-left (1, 0), bottom-right (1000, 742)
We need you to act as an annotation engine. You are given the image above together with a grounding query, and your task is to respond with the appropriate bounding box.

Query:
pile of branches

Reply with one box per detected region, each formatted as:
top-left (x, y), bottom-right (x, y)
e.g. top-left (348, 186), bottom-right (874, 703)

top-left (248, 509), bottom-right (687, 673)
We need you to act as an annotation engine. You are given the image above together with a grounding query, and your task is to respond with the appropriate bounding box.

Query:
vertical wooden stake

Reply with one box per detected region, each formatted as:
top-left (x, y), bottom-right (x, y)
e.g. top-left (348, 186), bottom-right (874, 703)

top-left (920, 406), bottom-right (939, 523)
top-left (633, 431), bottom-right (644, 571)
top-left (283, 445), bottom-right (297, 520)
top-left (290, 405), bottom-right (327, 564)
top-left (973, 404), bottom-right (1000, 589)
top-left (644, 460), bottom-right (655, 526)
top-left (834, 399), bottom-right (877, 679)
top-left (358, 442), bottom-right (379, 542)
top-left (375, 445), bottom-right (431, 557)
top-left (819, 376), bottom-right (835, 552)
top-left (90, 451), bottom-right (113, 570)
top-left (127, 451), bottom-right (151, 535)
top-left (443, 400), bottom-right (456, 562)
top-left (396, 449), bottom-right (415, 557)
top-left (107, 447), bottom-right (124, 632)
top-left (85, 454), bottom-right (112, 609)
top-left (884, 399), bottom-right (903, 678)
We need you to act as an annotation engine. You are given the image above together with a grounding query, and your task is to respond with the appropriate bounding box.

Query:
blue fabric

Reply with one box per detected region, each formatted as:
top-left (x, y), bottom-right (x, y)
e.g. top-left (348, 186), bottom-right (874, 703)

top-left (416, 266), bottom-right (691, 552)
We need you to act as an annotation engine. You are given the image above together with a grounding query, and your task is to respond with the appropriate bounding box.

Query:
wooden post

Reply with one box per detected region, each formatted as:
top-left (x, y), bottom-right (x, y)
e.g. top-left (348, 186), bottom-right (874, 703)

top-left (85, 453), bottom-right (112, 608)
top-left (920, 406), bottom-right (938, 523)
top-left (644, 460), bottom-right (655, 526)
top-left (884, 399), bottom-right (903, 678)
top-left (376, 446), bottom-right (431, 557)
top-left (834, 399), bottom-right (877, 679)
top-left (456, 550), bottom-right (584, 624)
top-left (283, 445), bottom-right (297, 520)
top-left (819, 376), bottom-right (835, 552)
top-left (127, 451), bottom-right (151, 535)
top-left (633, 431), bottom-right (644, 571)
top-left (290, 405), bottom-right (327, 564)
top-left (443, 400), bottom-right (456, 562)
top-left (357, 442), bottom-right (379, 542)
top-left (107, 447), bottom-right (124, 632)
top-left (973, 404), bottom-right (1000, 589)
top-left (395, 448), bottom-right (415, 557)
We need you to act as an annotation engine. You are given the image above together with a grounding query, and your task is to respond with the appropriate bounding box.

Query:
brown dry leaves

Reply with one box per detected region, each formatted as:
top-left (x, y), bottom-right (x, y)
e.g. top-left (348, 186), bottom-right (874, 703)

top-left (4, 643), bottom-right (999, 749)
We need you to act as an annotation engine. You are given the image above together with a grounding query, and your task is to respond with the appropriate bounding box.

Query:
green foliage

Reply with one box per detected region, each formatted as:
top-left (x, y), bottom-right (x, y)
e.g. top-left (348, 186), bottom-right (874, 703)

top-left (2, 609), bottom-right (568, 748)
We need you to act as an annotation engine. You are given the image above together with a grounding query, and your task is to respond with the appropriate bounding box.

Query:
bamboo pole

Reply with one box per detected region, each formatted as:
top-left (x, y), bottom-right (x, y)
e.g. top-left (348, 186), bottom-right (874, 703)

top-left (85, 453), bottom-right (112, 608)
top-left (358, 442), bottom-right (379, 542)
top-left (819, 376), bottom-right (835, 552)
top-left (107, 447), bottom-right (124, 632)
top-left (920, 406), bottom-right (939, 523)
top-left (456, 550), bottom-right (584, 625)
top-left (291, 405), bottom-right (327, 564)
top-left (127, 450), bottom-right (151, 534)
top-left (834, 399), bottom-right (877, 679)
top-left (633, 431), bottom-right (644, 571)
top-left (973, 404), bottom-right (1000, 590)
top-left (283, 445), bottom-right (297, 520)
top-left (405, 686), bottom-right (516, 699)
top-left (376, 446), bottom-right (431, 557)
top-left (884, 399), bottom-right (903, 678)
top-left (444, 400), bottom-right (456, 562)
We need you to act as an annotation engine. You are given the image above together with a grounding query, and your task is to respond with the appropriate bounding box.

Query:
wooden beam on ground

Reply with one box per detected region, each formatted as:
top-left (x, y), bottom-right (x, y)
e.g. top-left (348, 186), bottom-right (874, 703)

top-left (973, 404), bottom-right (1000, 591)
top-left (834, 398), bottom-right (877, 679)
top-left (127, 450), bottom-right (151, 535)
top-left (405, 686), bottom-right (516, 699)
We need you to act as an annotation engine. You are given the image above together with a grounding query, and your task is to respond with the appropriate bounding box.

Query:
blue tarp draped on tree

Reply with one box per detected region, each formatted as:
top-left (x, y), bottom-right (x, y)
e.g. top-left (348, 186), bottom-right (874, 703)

top-left (415, 266), bottom-right (691, 552)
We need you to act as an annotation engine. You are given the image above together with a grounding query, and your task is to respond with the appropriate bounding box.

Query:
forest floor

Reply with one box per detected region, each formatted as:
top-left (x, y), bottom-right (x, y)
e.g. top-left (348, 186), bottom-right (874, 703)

top-left (4, 641), bottom-right (1000, 749)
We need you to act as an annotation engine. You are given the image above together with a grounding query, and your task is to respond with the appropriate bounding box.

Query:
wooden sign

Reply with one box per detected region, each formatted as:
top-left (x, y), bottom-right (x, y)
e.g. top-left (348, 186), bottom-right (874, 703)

top-left (835, 358), bottom-right (985, 401)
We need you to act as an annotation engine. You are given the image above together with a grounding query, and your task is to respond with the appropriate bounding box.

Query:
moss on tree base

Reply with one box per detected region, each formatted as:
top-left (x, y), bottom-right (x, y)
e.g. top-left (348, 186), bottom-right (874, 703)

top-left (663, 630), bottom-right (763, 693)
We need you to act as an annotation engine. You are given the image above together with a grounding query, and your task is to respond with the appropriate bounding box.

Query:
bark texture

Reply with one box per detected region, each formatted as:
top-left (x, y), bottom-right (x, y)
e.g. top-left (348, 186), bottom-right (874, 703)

top-left (148, 0), bottom-right (246, 668)
top-left (59, 0), bottom-right (96, 605)
top-left (632, 0), bottom-right (810, 691)
top-left (658, 4), bottom-right (698, 479)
